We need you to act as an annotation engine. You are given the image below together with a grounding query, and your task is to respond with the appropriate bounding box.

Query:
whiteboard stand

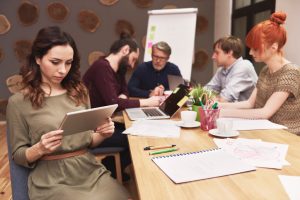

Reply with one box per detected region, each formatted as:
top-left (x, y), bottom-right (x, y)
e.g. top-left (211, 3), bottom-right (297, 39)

top-left (144, 8), bottom-right (198, 82)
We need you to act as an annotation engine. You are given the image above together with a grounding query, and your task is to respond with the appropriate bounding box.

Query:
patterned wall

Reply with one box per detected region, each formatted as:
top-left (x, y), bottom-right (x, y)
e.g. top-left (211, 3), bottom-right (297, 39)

top-left (0, 0), bottom-right (214, 99)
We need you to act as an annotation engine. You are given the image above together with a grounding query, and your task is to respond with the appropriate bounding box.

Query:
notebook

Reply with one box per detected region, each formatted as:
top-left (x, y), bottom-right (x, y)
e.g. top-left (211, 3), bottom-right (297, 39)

top-left (125, 84), bottom-right (189, 120)
top-left (152, 148), bottom-right (256, 183)
top-left (59, 104), bottom-right (118, 135)
top-left (167, 74), bottom-right (185, 90)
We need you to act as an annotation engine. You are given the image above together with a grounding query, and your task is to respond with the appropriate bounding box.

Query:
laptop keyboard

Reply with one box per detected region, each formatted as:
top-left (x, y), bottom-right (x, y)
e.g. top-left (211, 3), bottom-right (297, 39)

top-left (142, 108), bottom-right (164, 117)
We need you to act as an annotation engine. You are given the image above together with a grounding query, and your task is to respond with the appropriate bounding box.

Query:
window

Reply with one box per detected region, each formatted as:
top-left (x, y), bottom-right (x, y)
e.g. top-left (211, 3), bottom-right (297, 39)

top-left (232, 0), bottom-right (275, 73)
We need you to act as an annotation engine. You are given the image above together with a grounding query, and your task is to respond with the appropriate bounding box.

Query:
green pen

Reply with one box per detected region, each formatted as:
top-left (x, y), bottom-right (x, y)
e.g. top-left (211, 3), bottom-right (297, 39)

top-left (149, 148), bottom-right (179, 155)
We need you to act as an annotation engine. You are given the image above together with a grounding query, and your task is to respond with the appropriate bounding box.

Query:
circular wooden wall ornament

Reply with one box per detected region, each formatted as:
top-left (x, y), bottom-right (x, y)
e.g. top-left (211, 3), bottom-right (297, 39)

top-left (132, 0), bottom-right (153, 8)
top-left (18, 1), bottom-right (39, 26)
top-left (196, 15), bottom-right (208, 34)
top-left (78, 10), bottom-right (101, 33)
top-left (14, 40), bottom-right (32, 64)
top-left (47, 2), bottom-right (69, 22)
top-left (88, 51), bottom-right (106, 66)
top-left (0, 15), bottom-right (11, 35)
top-left (193, 49), bottom-right (209, 70)
top-left (162, 4), bottom-right (177, 9)
top-left (115, 20), bottom-right (135, 37)
top-left (0, 47), bottom-right (4, 63)
top-left (141, 35), bottom-right (146, 49)
top-left (99, 0), bottom-right (119, 6)
top-left (6, 74), bottom-right (23, 94)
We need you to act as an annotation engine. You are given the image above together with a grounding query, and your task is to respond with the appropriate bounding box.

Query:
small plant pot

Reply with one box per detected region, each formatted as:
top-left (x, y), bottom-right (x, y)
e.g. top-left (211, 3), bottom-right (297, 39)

top-left (192, 104), bottom-right (201, 121)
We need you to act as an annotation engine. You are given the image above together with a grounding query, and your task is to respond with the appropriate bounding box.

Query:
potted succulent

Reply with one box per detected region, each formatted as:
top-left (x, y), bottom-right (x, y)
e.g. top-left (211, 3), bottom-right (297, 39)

top-left (189, 84), bottom-right (216, 121)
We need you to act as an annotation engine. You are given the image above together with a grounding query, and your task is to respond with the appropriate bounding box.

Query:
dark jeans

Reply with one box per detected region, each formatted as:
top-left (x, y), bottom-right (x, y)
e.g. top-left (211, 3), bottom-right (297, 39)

top-left (98, 122), bottom-right (131, 177)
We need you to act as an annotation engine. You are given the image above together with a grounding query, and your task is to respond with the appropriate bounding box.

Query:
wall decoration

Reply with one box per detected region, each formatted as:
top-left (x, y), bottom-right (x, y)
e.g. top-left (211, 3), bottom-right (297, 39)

top-left (47, 2), bottom-right (69, 22)
top-left (88, 51), bottom-right (106, 66)
top-left (17, 1), bottom-right (39, 26)
top-left (6, 74), bottom-right (23, 94)
top-left (132, 0), bottom-right (153, 8)
top-left (0, 47), bottom-right (4, 63)
top-left (0, 98), bottom-right (8, 116)
top-left (196, 15), bottom-right (208, 34)
top-left (78, 10), bottom-right (101, 33)
top-left (162, 4), bottom-right (177, 9)
top-left (115, 19), bottom-right (135, 37)
top-left (0, 15), bottom-right (11, 35)
top-left (141, 35), bottom-right (146, 49)
top-left (193, 49), bottom-right (209, 70)
top-left (14, 40), bottom-right (32, 64)
top-left (99, 0), bottom-right (119, 6)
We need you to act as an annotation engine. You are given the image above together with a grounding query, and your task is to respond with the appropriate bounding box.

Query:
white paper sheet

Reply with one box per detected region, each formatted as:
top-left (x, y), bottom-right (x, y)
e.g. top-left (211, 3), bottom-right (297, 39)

top-left (123, 120), bottom-right (180, 138)
top-left (213, 138), bottom-right (288, 169)
top-left (152, 148), bottom-right (256, 183)
top-left (278, 175), bottom-right (300, 200)
top-left (218, 118), bottom-right (287, 130)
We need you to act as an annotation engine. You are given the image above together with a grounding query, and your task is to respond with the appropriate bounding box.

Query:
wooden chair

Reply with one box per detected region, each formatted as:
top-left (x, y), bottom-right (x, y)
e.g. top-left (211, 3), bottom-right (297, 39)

top-left (89, 147), bottom-right (124, 183)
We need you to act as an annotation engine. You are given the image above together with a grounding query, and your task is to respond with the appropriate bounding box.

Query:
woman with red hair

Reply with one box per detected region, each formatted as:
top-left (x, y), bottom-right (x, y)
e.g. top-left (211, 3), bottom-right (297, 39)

top-left (220, 11), bottom-right (300, 135)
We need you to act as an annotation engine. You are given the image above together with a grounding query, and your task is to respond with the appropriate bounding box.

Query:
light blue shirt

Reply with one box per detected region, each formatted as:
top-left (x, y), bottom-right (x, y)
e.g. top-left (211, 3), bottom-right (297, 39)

top-left (205, 57), bottom-right (258, 102)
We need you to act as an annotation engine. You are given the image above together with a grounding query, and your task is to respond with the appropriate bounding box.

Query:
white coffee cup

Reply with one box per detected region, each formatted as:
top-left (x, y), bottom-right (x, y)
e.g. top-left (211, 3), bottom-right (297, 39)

top-left (181, 111), bottom-right (197, 125)
top-left (216, 119), bottom-right (233, 135)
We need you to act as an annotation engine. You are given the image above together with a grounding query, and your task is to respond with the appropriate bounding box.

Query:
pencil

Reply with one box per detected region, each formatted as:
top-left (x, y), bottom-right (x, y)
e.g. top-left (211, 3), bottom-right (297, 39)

top-left (144, 144), bottom-right (176, 150)
top-left (149, 148), bottom-right (179, 155)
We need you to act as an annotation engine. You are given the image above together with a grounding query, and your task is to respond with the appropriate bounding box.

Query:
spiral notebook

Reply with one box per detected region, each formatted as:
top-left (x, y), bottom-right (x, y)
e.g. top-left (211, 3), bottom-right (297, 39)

top-left (152, 148), bottom-right (256, 183)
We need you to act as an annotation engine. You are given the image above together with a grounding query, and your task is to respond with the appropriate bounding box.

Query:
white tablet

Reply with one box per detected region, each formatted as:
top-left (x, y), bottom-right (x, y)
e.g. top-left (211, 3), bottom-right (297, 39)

top-left (59, 104), bottom-right (118, 135)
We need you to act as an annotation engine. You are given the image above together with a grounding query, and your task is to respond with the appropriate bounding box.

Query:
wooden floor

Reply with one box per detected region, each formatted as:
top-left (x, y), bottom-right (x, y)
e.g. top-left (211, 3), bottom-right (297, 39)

top-left (0, 121), bottom-right (138, 200)
top-left (0, 122), bottom-right (12, 200)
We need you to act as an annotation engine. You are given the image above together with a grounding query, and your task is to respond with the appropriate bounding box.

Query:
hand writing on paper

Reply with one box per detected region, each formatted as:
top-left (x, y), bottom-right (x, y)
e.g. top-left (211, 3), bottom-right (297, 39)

top-left (150, 85), bottom-right (165, 97)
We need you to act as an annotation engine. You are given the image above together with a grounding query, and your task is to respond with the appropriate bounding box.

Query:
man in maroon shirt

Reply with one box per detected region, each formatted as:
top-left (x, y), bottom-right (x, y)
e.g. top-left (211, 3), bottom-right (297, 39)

top-left (83, 33), bottom-right (160, 181)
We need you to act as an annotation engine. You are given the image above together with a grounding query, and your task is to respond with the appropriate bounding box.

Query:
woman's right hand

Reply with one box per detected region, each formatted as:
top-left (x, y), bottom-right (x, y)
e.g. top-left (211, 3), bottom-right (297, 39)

top-left (140, 96), bottom-right (161, 107)
top-left (38, 130), bottom-right (63, 155)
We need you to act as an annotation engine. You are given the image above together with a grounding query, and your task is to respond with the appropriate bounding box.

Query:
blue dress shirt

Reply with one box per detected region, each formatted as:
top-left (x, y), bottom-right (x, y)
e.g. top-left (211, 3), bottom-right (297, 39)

top-left (128, 61), bottom-right (182, 97)
top-left (205, 57), bottom-right (258, 102)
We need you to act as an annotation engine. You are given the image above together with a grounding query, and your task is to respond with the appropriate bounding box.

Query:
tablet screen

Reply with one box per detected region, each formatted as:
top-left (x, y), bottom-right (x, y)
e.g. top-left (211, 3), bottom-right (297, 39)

top-left (59, 104), bottom-right (118, 135)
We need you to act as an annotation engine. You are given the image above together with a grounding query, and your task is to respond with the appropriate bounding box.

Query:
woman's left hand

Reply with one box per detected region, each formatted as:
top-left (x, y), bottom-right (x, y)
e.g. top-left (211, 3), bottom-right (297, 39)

top-left (94, 118), bottom-right (115, 138)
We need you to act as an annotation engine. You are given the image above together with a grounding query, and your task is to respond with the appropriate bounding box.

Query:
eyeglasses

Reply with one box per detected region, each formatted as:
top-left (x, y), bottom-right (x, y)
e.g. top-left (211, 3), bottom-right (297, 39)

top-left (152, 54), bottom-right (169, 61)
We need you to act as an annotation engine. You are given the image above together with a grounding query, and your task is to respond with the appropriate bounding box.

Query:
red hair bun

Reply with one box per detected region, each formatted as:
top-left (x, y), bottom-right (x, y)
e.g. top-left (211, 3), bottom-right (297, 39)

top-left (270, 11), bottom-right (286, 25)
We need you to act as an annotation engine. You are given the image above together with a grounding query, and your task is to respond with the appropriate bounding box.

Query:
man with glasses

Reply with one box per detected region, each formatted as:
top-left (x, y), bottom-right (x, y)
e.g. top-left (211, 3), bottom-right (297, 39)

top-left (128, 41), bottom-right (182, 98)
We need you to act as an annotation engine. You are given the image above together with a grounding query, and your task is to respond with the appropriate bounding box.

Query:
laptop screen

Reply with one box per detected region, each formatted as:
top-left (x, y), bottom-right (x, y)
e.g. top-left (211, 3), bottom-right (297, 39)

top-left (167, 75), bottom-right (185, 90)
top-left (159, 84), bottom-right (189, 117)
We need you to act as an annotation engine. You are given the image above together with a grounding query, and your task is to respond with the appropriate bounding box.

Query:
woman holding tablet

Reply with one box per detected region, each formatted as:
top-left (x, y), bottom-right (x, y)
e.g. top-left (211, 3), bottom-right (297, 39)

top-left (220, 12), bottom-right (300, 135)
top-left (7, 26), bottom-right (130, 199)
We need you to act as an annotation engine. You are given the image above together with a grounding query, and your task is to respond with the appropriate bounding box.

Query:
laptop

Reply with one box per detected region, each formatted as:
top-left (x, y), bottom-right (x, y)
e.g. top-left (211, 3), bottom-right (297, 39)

top-left (125, 84), bottom-right (189, 120)
top-left (168, 75), bottom-right (185, 91)
top-left (59, 104), bottom-right (118, 135)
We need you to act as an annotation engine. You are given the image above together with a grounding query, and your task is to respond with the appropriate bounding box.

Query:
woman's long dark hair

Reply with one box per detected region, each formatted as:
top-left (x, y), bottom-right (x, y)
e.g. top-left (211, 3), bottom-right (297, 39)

top-left (21, 26), bottom-right (89, 108)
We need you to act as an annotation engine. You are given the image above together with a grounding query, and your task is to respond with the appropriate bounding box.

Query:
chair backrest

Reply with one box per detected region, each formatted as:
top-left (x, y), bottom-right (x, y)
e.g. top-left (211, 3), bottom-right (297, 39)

top-left (6, 129), bottom-right (30, 200)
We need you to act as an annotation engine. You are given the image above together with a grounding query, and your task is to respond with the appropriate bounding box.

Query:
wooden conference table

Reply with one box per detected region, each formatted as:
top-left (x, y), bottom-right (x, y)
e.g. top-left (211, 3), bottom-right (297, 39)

top-left (123, 110), bottom-right (300, 200)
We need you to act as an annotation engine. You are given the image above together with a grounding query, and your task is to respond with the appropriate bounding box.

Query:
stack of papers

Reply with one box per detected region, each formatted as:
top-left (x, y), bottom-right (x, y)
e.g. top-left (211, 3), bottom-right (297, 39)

top-left (219, 118), bottom-right (287, 130)
top-left (278, 175), bottom-right (300, 200)
top-left (214, 138), bottom-right (289, 169)
top-left (123, 120), bottom-right (180, 138)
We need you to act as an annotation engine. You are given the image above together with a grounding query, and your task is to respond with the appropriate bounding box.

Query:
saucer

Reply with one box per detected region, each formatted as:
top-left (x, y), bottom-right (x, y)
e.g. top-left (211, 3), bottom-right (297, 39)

top-left (208, 128), bottom-right (239, 138)
top-left (176, 121), bottom-right (200, 128)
